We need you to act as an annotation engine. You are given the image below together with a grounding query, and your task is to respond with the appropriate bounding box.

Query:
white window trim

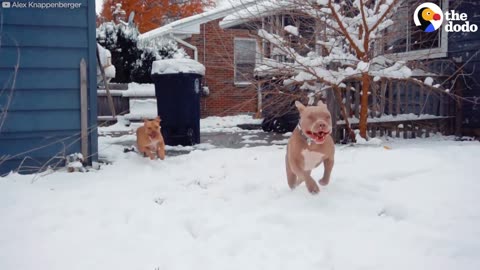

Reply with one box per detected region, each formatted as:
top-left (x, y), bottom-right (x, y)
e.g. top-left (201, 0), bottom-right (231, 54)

top-left (386, 0), bottom-right (448, 61)
top-left (234, 37), bottom-right (259, 86)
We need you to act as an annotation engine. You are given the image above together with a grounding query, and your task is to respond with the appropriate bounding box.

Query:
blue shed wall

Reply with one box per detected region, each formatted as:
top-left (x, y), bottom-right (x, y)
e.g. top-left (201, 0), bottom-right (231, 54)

top-left (0, 0), bottom-right (98, 175)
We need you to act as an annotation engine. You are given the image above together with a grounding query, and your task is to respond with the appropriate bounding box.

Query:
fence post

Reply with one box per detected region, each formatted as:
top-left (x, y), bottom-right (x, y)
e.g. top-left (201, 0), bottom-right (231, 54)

top-left (80, 59), bottom-right (89, 163)
top-left (372, 82), bottom-right (377, 117)
top-left (404, 82), bottom-right (409, 114)
top-left (419, 85), bottom-right (424, 115)
top-left (326, 88), bottom-right (338, 141)
top-left (345, 84), bottom-right (351, 117)
top-left (396, 82), bottom-right (401, 116)
top-left (388, 80), bottom-right (393, 115)
top-left (380, 79), bottom-right (387, 117)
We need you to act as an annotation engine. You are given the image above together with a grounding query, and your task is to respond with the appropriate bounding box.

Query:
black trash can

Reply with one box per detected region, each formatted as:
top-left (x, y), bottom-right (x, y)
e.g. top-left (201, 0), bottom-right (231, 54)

top-left (151, 59), bottom-right (205, 146)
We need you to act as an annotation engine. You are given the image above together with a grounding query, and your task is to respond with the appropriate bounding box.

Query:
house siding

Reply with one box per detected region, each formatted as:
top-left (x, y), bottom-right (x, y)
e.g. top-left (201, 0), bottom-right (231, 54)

top-left (184, 18), bottom-right (258, 117)
top-left (447, 0), bottom-right (480, 134)
top-left (0, 0), bottom-right (98, 174)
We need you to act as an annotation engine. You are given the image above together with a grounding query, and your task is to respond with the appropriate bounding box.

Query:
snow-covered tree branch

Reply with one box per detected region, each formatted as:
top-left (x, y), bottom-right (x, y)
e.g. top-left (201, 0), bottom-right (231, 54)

top-left (250, 0), bottom-right (420, 139)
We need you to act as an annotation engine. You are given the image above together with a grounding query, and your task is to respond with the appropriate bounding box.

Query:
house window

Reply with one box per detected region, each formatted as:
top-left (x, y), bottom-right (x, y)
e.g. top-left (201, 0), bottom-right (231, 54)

top-left (234, 38), bottom-right (257, 85)
top-left (383, 0), bottom-right (448, 59)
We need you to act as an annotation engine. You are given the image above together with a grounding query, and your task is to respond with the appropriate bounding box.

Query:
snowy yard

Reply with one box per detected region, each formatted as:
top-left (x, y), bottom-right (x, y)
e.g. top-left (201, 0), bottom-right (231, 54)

top-left (1, 134), bottom-right (479, 270)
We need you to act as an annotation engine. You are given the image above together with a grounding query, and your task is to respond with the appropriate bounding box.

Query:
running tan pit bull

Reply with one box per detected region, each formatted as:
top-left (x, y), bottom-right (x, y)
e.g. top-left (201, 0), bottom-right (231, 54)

top-left (285, 100), bottom-right (335, 194)
top-left (136, 117), bottom-right (166, 160)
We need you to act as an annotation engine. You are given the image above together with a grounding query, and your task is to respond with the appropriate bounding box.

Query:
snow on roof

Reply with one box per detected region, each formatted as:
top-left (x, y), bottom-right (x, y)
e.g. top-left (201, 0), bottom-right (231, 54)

top-left (139, 0), bottom-right (259, 41)
top-left (151, 59), bottom-right (206, 76)
top-left (219, 0), bottom-right (298, 29)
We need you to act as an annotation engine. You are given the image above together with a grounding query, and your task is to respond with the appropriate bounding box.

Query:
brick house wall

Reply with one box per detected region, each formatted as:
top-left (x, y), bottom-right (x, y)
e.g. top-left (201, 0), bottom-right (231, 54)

top-left (182, 18), bottom-right (259, 117)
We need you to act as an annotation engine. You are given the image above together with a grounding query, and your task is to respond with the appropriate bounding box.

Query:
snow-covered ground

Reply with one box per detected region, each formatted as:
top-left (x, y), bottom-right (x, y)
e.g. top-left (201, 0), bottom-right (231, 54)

top-left (200, 115), bottom-right (262, 133)
top-left (98, 114), bottom-right (262, 135)
top-left (1, 135), bottom-right (479, 270)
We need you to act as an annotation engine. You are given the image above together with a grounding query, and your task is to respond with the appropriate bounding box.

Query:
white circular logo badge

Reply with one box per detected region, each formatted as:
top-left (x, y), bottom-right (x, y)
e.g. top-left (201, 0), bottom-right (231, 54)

top-left (413, 2), bottom-right (443, 32)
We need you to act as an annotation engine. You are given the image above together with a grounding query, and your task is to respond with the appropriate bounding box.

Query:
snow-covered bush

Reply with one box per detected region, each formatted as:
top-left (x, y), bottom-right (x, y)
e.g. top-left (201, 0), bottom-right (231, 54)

top-left (96, 22), bottom-right (187, 83)
top-left (96, 22), bottom-right (140, 83)
top-left (132, 38), bottom-right (187, 83)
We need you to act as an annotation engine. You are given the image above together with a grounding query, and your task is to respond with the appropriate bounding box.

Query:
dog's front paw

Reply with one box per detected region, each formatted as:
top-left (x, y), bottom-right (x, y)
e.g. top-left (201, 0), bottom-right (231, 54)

top-left (288, 177), bottom-right (298, 190)
top-left (305, 180), bottom-right (320, 194)
top-left (319, 177), bottom-right (330, 186)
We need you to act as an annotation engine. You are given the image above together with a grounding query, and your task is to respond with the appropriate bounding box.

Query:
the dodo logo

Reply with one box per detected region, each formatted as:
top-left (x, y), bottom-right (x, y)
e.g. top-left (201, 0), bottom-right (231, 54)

top-left (414, 2), bottom-right (443, 32)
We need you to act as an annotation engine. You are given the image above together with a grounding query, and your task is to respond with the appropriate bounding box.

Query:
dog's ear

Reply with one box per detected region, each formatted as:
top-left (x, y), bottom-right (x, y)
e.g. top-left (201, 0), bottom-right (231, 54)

top-left (295, 101), bottom-right (305, 113)
top-left (317, 100), bottom-right (325, 106)
top-left (143, 118), bottom-right (148, 124)
top-left (155, 116), bottom-right (161, 123)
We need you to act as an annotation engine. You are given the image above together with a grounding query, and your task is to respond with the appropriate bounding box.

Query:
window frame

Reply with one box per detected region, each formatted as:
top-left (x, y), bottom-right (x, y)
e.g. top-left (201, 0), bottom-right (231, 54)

top-left (386, 0), bottom-right (448, 61)
top-left (233, 37), bottom-right (259, 86)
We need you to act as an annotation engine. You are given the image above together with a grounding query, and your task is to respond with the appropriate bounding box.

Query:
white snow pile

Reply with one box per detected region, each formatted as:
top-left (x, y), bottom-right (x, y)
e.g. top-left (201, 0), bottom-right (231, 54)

top-left (98, 116), bottom-right (141, 136)
top-left (1, 138), bottom-right (479, 270)
top-left (122, 83), bottom-right (156, 97)
top-left (284, 25), bottom-right (299, 36)
top-left (354, 131), bottom-right (383, 146)
top-left (152, 59), bottom-right (205, 76)
top-left (424, 77), bottom-right (434, 86)
top-left (124, 99), bottom-right (158, 120)
top-left (96, 43), bottom-right (116, 83)
top-left (97, 83), bottom-right (155, 98)
top-left (201, 115), bottom-right (262, 133)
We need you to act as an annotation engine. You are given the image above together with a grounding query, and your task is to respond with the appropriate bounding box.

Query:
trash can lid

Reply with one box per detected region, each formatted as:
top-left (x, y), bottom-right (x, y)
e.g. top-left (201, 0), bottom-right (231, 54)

top-left (151, 58), bottom-right (205, 76)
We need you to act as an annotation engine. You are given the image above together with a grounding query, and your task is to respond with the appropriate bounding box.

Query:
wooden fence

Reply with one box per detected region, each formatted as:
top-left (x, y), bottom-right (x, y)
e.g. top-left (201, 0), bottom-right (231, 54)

top-left (329, 79), bottom-right (455, 142)
top-left (97, 83), bottom-right (129, 122)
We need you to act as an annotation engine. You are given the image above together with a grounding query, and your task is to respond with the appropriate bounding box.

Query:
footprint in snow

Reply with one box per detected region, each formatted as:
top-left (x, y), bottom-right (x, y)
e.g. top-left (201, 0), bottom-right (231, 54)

top-left (154, 198), bottom-right (165, 206)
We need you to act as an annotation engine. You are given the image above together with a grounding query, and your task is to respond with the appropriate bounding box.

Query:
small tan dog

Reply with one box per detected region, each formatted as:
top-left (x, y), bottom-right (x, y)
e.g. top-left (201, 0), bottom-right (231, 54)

top-left (136, 116), bottom-right (166, 160)
top-left (285, 100), bottom-right (335, 194)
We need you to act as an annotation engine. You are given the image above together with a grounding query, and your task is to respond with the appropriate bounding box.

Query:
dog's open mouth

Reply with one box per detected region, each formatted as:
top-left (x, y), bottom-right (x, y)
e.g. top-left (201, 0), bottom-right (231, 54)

top-left (305, 130), bottom-right (330, 144)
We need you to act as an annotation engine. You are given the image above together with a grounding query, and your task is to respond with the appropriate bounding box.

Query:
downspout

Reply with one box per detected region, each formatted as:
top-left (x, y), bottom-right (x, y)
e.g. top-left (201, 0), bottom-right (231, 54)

top-left (170, 33), bottom-right (198, 61)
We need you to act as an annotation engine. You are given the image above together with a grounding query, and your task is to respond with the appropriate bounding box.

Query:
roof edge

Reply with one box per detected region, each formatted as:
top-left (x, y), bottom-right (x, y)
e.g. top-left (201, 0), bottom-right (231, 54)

top-left (139, 1), bottom-right (259, 41)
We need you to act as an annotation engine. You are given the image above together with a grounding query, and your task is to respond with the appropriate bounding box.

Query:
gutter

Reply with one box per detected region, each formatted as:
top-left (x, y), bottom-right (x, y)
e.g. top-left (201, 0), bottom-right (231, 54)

top-left (139, 0), bottom-right (260, 41)
top-left (170, 33), bottom-right (198, 61)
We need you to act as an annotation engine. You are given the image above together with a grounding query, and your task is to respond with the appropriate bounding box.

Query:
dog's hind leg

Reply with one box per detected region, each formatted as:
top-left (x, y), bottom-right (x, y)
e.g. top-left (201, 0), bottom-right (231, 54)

top-left (286, 155), bottom-right (297, 189)
top-left (139, 146), bottom-right (154, 160)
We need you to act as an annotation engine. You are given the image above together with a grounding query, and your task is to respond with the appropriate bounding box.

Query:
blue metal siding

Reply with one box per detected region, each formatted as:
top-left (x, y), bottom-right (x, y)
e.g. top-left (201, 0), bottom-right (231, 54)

top-left (0, 0), bottom-right (97, 175)
top-left (448, 0), bottom-right (480, 129)
top-left (1, 26), bottom-right (88, 48)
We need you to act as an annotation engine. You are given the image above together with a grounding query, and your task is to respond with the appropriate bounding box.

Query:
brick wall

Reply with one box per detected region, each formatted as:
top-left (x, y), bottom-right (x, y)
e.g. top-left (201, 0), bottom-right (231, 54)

top-left (182, 19), bottom-right (258, 117)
